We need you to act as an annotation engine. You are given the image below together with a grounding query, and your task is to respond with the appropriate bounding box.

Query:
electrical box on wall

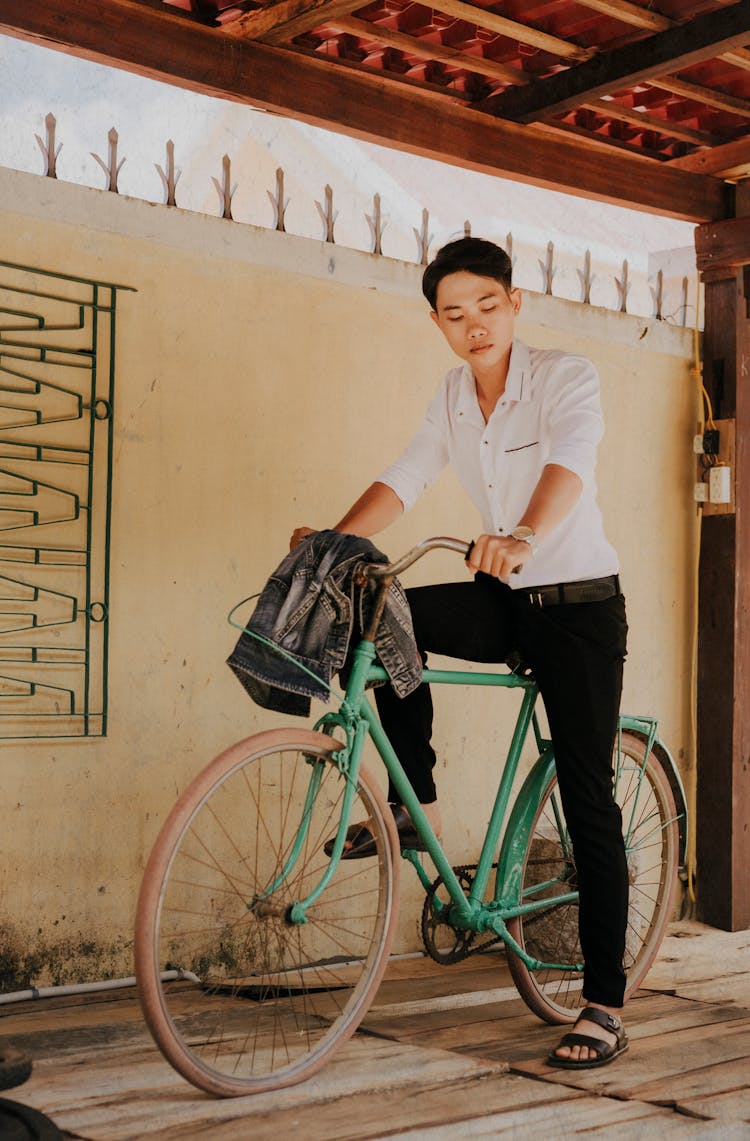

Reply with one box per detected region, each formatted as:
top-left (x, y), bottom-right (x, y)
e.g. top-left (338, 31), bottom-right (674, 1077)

top-left (695, 418), bottom-right (735, 515)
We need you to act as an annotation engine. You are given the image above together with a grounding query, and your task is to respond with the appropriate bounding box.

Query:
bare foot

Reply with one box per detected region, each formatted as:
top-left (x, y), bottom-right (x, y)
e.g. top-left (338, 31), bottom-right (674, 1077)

top-left (551, 1003), bottom-right (623, 1065)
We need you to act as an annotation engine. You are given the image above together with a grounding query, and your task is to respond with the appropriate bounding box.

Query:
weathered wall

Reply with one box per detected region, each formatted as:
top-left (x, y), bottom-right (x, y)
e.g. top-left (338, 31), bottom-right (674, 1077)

top-left (0, 167), bottom-right (697, 983)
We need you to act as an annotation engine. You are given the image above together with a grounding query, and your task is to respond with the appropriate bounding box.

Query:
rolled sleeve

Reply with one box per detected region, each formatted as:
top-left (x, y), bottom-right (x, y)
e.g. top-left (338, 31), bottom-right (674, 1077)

top-left (377, 387), bottom-right (450, 512)
top-left (544, 356), bottom-right (604, 487)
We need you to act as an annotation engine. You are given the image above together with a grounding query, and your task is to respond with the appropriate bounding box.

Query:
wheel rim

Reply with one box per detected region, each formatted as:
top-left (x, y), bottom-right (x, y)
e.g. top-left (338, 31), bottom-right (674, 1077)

top-left (138, 740), bottom-right (396, 1094)
top-left (508, 734), bottom-right (678, 1021)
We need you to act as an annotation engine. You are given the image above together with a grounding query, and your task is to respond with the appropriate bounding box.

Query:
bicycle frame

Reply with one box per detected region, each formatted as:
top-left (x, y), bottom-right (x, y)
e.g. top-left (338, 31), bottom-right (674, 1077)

top-left (303, 632), bottom-right (580, 972)
top-left (240, 537), bottom-right (688, 974)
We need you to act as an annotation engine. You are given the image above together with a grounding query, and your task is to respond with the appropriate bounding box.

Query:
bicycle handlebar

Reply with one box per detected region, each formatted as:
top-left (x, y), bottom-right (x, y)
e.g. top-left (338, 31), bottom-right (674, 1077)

top-left (365, 536), bottom-right (472, 580)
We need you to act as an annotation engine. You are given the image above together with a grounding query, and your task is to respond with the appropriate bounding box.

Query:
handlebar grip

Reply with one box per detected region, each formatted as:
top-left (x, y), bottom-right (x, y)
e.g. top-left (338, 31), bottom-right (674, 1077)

top-left (464, 539), bottom-right (522, 574)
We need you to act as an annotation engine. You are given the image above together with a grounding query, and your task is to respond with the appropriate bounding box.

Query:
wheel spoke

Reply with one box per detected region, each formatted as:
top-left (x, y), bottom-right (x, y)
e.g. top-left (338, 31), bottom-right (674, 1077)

top-left (507, 732), bottom-right (679, 1024)
top-left (135, 734), bottom-right (398, 1095)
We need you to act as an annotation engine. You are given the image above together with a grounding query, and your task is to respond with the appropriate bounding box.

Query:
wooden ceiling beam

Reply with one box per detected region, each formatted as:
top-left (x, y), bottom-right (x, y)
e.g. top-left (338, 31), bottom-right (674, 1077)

top-left (233, 0), bottom-right (593, 59)
top-left (720, 46), bottom-right (750, 70)
top-left (669, 132), bottom-right (750, 175)
top-left (418, 0), bottom-right (592, 62)
top-left (649, 74), bottom-right (750, 118)
top-left (0, 0), bottom-right (730, 221)
top-left (289, 41), bottom-right (476, 101)
top-left (227, 0), bottom-right (362, 45)
top-left (126, 0), bottom-right (214, 22)
top-left (525, 0), bottom-right (750, 76)
top-left (485, 0), bottom-right (750, 122)
top-left (695, 213), bottom-right (750, 269)
top-left (569, 0), bottom-right (671, 33)
top-left (539, 118), bottom-right (669, 161)
top-left (331, 15), bottom-right (528, 87)
top-left (581, 97), bottom-right (722, 146)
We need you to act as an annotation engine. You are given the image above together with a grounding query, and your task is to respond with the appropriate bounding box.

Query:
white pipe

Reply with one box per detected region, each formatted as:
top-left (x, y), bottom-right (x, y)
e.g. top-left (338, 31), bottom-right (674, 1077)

top-left (0, 949), bottom-right (427, 1006)
top-left (0, 969), bottom-right (199, 1005)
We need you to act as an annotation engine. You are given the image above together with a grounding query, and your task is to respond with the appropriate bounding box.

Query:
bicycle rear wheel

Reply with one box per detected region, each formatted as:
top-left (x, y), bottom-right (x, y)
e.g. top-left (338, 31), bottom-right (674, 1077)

top-left (506, 730), bottom-right (679, 1024)
top-left (135, 728), bottom-right (399, 1096)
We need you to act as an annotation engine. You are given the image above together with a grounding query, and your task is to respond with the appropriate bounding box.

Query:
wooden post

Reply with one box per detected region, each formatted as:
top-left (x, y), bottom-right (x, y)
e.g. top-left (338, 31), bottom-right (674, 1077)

top-left (694, 215), bottom-right (750, 931)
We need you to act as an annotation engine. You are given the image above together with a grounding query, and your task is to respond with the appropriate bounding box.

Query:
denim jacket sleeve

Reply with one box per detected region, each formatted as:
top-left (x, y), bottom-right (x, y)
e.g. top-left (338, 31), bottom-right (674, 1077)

top-left (227, 530), bottom-right (421, 716)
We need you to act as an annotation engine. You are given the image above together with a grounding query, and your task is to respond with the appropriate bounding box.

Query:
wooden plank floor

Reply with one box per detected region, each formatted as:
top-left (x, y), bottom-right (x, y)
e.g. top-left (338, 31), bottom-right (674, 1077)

top-left (0, 920), bottom-right (748, 1139)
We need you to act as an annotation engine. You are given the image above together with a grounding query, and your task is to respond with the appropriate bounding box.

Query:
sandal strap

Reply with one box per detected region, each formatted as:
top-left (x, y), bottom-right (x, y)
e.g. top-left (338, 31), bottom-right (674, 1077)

top-left (347, 822), bottom-right (374, 844)
top-left (389, 803), bottom-right (429, 850)
top-left (556, 1032), bottom-right (609, 1057)
top-left (578, 1006), bottom-right (622, 1035)
top-left (390, 804), bottom-right (415, 828)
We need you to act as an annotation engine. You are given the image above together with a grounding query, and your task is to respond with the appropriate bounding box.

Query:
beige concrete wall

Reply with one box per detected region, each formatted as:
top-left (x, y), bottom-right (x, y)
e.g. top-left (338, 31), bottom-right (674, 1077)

top-left (0, 167), bottom-right (697, 983)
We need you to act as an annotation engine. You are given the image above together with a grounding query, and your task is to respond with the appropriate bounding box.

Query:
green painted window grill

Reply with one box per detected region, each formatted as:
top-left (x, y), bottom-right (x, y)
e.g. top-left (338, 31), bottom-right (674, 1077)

top-left (0, 259), bottom-right (131, 738)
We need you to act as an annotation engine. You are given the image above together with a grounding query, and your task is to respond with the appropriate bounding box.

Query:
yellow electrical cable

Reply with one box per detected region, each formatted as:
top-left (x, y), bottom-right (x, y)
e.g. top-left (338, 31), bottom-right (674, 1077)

top-left (691, 302), bottom-right (716, 432)
top-left (686, 274), bottom-right (703, 905)
top-left (687, 510), bottom-right (700, 904)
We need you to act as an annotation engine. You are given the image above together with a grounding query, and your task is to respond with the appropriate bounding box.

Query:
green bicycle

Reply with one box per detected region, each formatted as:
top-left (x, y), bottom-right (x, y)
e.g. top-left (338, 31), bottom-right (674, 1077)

top-left (134, 537), bottom-right (687, 1097)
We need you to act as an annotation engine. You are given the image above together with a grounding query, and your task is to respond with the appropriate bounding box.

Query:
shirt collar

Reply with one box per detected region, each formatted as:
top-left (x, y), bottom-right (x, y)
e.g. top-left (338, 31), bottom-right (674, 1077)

top-left (505, 339), bottom-right (532, 403)
top-left (456, 338), bottom-right (532, 416)
top-left (456, 365), bottom-right (482, 422)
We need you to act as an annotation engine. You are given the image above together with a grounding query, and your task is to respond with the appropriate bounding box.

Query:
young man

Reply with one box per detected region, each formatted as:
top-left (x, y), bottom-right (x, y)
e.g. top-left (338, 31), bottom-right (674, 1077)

top-left (290, 237), bottom-right (629, 1069)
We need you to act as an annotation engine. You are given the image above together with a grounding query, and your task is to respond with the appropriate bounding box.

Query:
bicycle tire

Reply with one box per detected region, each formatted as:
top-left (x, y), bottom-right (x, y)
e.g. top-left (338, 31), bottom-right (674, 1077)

top-left (506, 730), bottom-right (679, 1024)
top-left (135, 728), bottom-right (400, 1097)
top-left (0, 1048), bottom-right (32, 1091)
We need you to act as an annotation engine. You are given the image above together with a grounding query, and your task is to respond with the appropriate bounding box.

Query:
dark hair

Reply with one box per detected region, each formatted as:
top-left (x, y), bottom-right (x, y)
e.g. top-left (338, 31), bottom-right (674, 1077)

top-left (422, 237), bottom-right (513, 310)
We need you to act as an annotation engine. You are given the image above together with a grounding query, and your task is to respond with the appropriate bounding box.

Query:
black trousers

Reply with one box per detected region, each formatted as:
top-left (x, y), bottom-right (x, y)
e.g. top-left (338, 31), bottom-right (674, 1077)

top-left (374, 572), bottom-right (629, 1008)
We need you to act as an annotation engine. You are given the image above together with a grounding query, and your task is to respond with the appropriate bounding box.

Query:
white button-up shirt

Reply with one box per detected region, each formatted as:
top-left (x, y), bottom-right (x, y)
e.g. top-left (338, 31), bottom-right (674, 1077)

top-left (378, 339), bottom-right (619, 589)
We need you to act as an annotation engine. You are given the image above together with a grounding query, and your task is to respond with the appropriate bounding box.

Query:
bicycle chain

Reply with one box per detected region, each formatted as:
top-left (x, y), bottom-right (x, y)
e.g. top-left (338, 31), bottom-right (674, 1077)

top-left (420, 863), bottom-right (503, 965)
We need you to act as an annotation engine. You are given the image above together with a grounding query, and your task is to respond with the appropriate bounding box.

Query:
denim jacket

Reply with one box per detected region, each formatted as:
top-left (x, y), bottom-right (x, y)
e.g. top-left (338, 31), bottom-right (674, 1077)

top-left (227, 530), bottom-right (421, 716)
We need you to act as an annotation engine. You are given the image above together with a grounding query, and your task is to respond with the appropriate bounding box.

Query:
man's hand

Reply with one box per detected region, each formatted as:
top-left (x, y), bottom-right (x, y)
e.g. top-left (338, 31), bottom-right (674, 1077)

top-left (290, 527), bottom-right (317, 551)
top-left (466, 533), bottom-right (534, 580)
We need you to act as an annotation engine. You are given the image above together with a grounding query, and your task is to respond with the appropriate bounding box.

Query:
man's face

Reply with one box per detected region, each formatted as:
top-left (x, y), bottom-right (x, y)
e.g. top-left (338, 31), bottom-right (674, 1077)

top-left (431, 271), bottom-right (521, 375)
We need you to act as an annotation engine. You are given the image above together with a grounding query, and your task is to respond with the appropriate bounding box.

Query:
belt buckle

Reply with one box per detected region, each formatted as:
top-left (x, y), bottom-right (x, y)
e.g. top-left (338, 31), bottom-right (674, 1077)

top-left (532, 590), bottom-right (544, 608)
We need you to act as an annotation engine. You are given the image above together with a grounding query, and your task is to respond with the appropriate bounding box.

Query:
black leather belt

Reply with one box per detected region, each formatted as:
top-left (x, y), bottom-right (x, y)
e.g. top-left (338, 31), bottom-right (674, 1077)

top-left (521, 574), bottom-right (621, 608)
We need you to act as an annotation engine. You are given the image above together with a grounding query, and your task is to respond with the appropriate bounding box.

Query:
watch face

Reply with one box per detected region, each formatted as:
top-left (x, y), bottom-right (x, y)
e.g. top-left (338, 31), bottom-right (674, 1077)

top-left (513, 526), bottom-right (534, 540)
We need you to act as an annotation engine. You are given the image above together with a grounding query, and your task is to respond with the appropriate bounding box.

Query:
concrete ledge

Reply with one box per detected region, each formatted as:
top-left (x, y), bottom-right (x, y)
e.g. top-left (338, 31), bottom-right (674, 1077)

top-left (1, 165), bottom-right (693, 358)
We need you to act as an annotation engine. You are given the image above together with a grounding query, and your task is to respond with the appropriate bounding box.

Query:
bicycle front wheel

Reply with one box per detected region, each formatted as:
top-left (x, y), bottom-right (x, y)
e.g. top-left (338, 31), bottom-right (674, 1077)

top-left (506, 730), bottom-right (679, 1024)
top-left (135, 729), bottom-right (399, 1097)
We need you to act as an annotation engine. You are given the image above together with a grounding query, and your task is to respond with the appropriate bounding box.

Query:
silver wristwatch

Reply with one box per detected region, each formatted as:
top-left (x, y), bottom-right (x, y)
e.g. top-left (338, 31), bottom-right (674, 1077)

top-left (511, 525), bottom-right (538, 555)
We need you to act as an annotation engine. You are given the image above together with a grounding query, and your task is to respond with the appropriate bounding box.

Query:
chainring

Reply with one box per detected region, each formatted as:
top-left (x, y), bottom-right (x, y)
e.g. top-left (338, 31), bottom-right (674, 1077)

top-left (420, 864), bottom-right (502, 965)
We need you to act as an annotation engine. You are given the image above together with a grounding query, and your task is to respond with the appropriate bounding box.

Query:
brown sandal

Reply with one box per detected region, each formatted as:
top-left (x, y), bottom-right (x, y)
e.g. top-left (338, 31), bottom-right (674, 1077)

top-left (324, 803), bottom-right (427, 859)
top-left (548, 1006), bottom-right (629, 1070)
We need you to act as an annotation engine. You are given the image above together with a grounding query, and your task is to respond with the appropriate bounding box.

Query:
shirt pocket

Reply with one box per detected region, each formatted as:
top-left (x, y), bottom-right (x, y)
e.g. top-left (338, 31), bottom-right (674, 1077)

top-left (503, 439), bottom-right (542, 474)
top-left (505, 439), bottom-right (540, 457)
top-left (497, 439), bottom-right (543, 505)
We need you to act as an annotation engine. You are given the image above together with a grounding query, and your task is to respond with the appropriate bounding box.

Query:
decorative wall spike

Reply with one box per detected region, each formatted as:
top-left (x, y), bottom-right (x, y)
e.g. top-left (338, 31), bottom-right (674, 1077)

top-left (11, 118), bottom-right (692, 329)
top-left (91, 128), bottom-right (124, 193)
top-left (681, 277), bottom-right (689, 327)
top-left (615, 259), bottom-right (630, 313)
top-left (366, 193), bottom-right (384, 255)
top-left (35, 113), bottom-right (60, 179)
top-left (267, 168), bottom-right (288, 233)
top-left (577, 249), bottom-right (593, 304)
top-left (650, 268), bottom-right (664, 321)
top-left (538, 241), bottom-right (555, 295)
top-left (211, 154), bottom-right (237, 220)
top-left (155, 139), bottom-right (180, 207)
top-left (506, 231), bottom-right (515, 267)
top-left (413, 209), bottom-right (432, 266)
top-left (315, 184), bottom-right (337, 244)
